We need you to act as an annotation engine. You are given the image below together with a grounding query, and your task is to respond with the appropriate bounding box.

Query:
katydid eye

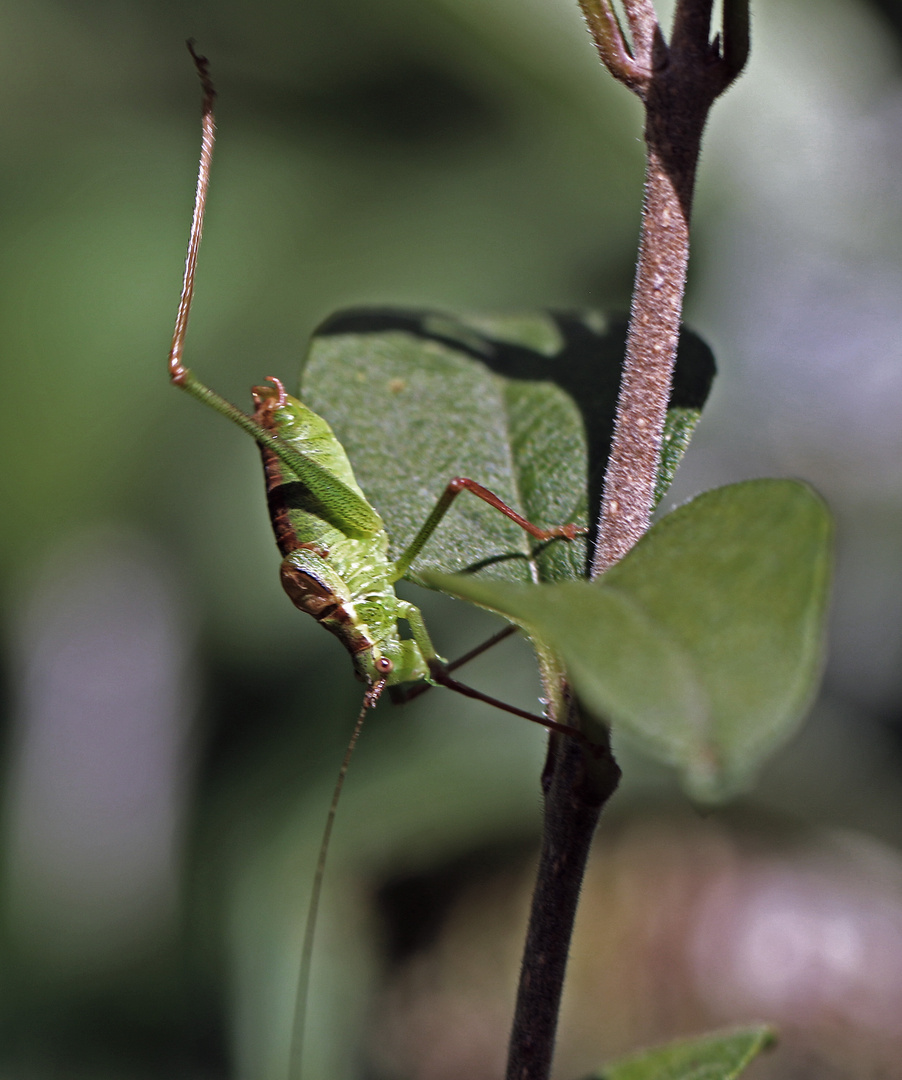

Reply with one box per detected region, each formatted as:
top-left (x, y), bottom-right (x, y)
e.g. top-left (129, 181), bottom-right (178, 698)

top-left (376, 656), bottom-right (393, 674)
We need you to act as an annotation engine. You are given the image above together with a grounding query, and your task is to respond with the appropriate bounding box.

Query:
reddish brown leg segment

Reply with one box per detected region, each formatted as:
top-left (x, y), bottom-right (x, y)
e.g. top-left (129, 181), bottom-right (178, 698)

top-left (446, 478), bottom-right (585, 542)
top-left (393, 477), bottom-right (585, 580)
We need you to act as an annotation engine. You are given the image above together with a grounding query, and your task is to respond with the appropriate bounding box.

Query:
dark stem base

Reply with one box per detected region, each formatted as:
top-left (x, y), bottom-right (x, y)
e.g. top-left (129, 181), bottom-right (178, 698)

top-left (505, 728), bottom-right (620, 1080)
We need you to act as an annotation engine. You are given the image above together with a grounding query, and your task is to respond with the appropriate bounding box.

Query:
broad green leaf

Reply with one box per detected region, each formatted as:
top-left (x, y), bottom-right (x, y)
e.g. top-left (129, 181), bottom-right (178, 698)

top-left (301, 308), bottom-right (714, 585)
top-left (600, 479), bottom-right (832, 797)
top-left (425, 480), bottom-right (832, 801)
top-left (587, 1025), bottom-right (775, 1080)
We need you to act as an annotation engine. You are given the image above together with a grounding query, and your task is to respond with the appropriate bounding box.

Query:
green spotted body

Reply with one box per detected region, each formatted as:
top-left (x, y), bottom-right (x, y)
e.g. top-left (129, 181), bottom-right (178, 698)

top-left (253, 380), bottom-right (431, 688)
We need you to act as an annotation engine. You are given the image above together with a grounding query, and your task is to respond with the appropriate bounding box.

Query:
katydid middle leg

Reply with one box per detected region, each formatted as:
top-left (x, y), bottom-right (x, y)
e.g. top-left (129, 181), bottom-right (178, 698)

top-left (392, 479), bottom-right (586, 581)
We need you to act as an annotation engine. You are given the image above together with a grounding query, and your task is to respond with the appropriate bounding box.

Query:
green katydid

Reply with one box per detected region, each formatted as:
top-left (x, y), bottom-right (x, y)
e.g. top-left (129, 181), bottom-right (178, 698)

top-left (168, 46), bottom-right (593, 1078)
top-left (169, 45), bottom-right (588, 732)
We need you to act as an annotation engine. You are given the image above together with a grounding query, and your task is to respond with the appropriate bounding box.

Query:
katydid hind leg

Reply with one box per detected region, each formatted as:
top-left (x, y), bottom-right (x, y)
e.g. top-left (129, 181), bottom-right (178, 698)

top-left (168, 41), bottom-right (215, 390)
top-left (166, 47), bottom-right (281, 451)
top-left (166, 55), bottom-right (305, 485)
top-left (392, 477), bottom-right (586, 581)
top-left (167, 51), bottom-right (381, 540)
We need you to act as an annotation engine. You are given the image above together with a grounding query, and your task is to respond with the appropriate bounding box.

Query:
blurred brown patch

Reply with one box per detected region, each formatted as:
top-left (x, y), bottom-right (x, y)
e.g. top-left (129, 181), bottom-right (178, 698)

top-left (369, 809), bottom-right (902, 1079)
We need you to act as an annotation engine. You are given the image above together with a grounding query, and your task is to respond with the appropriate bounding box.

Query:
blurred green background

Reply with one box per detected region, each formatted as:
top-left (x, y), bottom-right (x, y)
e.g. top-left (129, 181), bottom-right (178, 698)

top-left (2, 0), bottom-right (902, 1077)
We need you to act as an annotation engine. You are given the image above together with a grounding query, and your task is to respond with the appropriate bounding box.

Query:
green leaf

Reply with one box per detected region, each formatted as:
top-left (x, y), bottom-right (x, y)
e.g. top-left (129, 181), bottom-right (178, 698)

top-left (654, 407), bottom-right (701, 510)
top-left (587, 1025), bottom-right (776, 1080)
top-left (425, 480), bottom-right (832, 801)
top-left (301, 308), bottom-right (714, 585)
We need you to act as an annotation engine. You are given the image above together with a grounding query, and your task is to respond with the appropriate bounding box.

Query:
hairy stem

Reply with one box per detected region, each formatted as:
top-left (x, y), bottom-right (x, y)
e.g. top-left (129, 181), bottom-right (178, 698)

top-left (588, 0), bottom-right (748, 575)
top-left (592, 93), bottom-right (708, 573)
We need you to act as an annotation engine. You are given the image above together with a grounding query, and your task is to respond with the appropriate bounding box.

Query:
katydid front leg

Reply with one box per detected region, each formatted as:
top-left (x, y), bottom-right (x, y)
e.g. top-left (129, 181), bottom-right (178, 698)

top-left (397, 601), bottom-right (591, 746)
top-left (168, 46), bottom-right (380, 542)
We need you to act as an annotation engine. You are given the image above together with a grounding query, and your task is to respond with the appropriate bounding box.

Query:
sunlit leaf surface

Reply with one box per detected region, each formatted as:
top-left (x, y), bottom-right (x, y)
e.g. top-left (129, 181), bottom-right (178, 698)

top-left (303, 307), bottom-right (714, 584)
top-left (427, 480), bottom-right (832, 801)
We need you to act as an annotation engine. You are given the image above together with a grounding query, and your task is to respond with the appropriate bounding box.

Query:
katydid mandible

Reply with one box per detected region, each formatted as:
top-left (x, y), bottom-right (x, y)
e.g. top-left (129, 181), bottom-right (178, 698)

top-left (168, 46), bottom-right (587, 735)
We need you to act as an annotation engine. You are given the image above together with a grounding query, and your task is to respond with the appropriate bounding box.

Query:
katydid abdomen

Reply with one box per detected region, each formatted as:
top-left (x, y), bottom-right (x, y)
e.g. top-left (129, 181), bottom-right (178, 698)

top-left (254, 378), bottom-right (432, 689)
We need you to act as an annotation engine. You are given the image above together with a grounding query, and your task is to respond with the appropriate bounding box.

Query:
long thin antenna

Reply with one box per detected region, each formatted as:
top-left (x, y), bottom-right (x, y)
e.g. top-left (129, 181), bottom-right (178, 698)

top-left (169, 41), bottom-right (216, 381)
top-left (289, 679), bottom-right (387, 1080)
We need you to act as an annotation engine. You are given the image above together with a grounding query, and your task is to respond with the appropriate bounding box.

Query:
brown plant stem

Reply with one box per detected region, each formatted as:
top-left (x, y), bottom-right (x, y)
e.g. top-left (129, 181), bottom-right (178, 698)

top-left (504, 4), bottom-right (749, 1080)
top-left (585, 0), bottom-right (749, 575)
top-left (505, 723), bottom-right (620, 1080)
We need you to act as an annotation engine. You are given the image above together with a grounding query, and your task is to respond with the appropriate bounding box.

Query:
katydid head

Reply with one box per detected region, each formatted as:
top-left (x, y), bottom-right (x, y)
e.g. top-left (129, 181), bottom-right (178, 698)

top-left (252, 382), bottom-right (342, 475)
top-left (351, 633), bottom-right (431, 690)
top-left (278, 550), bottom-right (431, 691)
top-left (251, 375), bottom-right (290, 417)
